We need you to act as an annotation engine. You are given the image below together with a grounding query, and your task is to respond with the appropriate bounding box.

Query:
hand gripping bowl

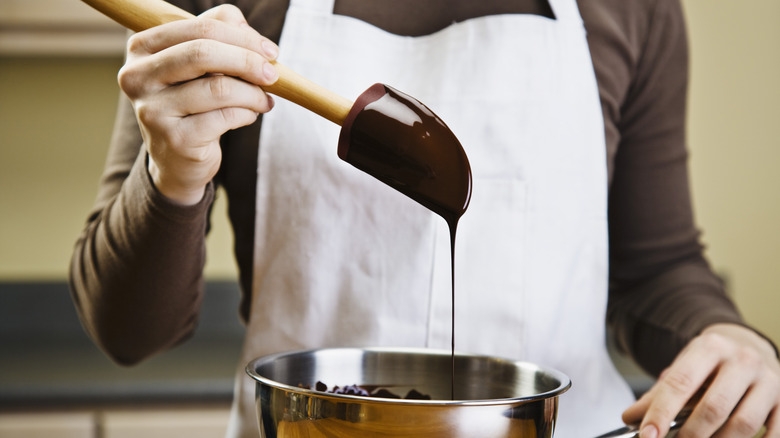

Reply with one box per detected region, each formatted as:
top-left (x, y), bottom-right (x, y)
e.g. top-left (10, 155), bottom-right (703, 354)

top-left (246, 348), bottom-right (571, 438)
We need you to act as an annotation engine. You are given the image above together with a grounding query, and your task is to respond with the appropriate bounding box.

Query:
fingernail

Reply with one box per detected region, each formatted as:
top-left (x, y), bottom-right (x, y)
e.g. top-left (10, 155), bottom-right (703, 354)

top-left (640, 425), bottom-right (658, 438)
top-left (262, 63), bottom-right (278, 82)
top-left (261, 40), bottom-right (279, 60)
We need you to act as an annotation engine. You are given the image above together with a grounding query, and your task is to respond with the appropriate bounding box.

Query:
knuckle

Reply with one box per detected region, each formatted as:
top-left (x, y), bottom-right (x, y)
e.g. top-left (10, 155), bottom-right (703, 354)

top-left (728, 413), bottom-right (762, 437)
top-left (125, 33), bottom-right (144, 54)
top-left (211, 3), bottom-right (243, 20)
top-left (116, 66), bottom-right (137, 95)
top-left (662, 370), bottom-right (697, 396)
top-left (698, 394), bottom-right (731, 424)
top-left (134, 102), bottom-right (160, 126)
top-left (124, 32), bottom-right (155, 57)
top-left (219, 107), bottom-right (256, 128)
top-left (735, 345), bottom-right (762, 369)
top-left (117, 63), bottom-right (152, 100)
top-left (699, 331), bottom-right (730, 352)
top-left (208, 75), bottom-right (232, 101)
top-left (243, 51), bottom-right (258, 75)
top-left (194, 18), bottom-right (219, 40)
top-left (767, 369), bottom-right (780, 392)
top-left (189, 39), bottom-right (212, 63)
top-left (681, 428), bottom-right (707, 438)
top-left (219, 107), bottom-right (239, 124)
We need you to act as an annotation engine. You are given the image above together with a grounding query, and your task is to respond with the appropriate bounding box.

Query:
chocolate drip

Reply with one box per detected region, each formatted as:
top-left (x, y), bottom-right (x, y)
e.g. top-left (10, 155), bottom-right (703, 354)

top-left (339, 84), bottom-right (472, 400)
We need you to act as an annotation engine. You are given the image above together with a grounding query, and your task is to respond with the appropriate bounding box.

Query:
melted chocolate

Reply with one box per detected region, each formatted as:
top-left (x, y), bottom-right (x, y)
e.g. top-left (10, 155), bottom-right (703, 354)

top-left (338, 84), bottom-right (472, 399)
top-left (338, 84), bottom-right (471, 224)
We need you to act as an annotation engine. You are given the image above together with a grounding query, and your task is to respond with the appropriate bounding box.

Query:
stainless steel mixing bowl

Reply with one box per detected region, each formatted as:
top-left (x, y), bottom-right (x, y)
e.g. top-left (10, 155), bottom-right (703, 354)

top-left (246, 347), bottom-right (571, 437)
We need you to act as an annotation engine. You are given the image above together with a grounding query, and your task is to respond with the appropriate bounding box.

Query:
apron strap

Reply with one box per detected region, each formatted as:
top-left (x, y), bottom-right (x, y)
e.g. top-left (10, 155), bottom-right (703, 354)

top-left (290, 0), bottom-right (581, 24)
top-left (289, 0), bottom-right (335, 14)
top-left (289, 0), bottom-right (581, 25)
top-left (548, 0), bottom-right (583, 24)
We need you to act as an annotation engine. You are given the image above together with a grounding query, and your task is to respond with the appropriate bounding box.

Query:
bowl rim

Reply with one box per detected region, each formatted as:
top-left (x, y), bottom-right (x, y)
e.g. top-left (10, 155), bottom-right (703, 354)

top-left (245, 347), bottom-right (571, 406)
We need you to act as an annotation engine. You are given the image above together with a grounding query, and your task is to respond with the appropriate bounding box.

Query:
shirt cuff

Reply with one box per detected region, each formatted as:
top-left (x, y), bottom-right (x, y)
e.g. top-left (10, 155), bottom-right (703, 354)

top-left (132, 150), bottom-right (216, 223)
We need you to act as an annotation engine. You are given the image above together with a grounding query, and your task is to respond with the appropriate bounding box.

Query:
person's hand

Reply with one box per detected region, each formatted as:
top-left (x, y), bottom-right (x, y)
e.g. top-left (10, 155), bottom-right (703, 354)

top-left (118, 5), bottom-right (279, 205)
top-left (623, 323), bottom-right (780, 438)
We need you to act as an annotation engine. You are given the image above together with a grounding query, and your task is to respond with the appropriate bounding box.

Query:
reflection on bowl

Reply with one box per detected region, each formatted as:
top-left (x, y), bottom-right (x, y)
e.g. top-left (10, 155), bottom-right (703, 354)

top-left (246, 347), bottom-right (570, 437)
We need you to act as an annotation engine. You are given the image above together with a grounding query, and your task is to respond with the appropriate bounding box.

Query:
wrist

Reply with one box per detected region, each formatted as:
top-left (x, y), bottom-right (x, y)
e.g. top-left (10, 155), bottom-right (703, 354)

top-left (702, 323), bottom-right (779, 360)
top-left (147, 156), bottom-right (207, 206)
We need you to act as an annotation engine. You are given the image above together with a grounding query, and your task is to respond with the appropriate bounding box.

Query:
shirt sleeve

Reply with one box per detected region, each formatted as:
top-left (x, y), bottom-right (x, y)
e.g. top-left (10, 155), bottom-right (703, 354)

top-left (604, 0), bottom-right (757, 376)
top-left (69, 91), bottom-right (215, 366)
top-left (67, 0), bottom-right (285, 365)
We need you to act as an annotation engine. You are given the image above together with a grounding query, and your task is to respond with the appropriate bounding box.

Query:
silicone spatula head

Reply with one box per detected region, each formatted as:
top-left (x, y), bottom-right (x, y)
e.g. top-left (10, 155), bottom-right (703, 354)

top-left (338, 84), bottom-right (472, 223)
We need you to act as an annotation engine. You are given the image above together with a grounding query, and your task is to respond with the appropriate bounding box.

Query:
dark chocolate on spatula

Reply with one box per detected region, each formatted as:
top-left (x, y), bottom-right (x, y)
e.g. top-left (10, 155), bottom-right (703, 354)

top-left (338, 84), bottom-right (472, 224)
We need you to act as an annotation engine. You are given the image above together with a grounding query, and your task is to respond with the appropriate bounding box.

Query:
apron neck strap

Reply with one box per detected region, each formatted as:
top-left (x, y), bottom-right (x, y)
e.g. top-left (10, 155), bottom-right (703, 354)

top-left (548, 0), bottom-right (583, 24)
top-left (289, 0), bottom-right (335, 14)
top-left (288, 0), bottom-right (581, 23)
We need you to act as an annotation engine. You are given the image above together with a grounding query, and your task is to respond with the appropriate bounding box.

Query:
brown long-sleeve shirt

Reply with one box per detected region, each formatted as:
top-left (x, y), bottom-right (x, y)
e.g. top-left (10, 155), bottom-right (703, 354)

top-left (70, 0), bottom-right (750, 377)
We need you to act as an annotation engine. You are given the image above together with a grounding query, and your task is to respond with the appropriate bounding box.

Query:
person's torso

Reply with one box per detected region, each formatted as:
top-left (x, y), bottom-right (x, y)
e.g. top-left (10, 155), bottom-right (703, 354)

top-left (206, 0), bottom-right (661, 313)
top-left (231, 0), bottom-right (636, 436)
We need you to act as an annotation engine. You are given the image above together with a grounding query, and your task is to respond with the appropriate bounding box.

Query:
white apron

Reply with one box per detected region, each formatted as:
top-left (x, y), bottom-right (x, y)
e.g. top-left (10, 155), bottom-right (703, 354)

top-left (229, 0), bottom-right (636, 436)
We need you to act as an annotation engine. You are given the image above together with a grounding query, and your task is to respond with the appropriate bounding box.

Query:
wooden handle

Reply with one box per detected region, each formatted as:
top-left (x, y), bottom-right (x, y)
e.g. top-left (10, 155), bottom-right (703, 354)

top-left (82, 0), bottom-right (352, 125)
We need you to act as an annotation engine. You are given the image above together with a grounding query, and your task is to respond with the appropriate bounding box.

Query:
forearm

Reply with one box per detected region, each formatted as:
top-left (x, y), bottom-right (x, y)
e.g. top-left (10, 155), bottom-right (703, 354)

top-left (69, 97), bottom-right (214, 365)
top-left (608, 259), bottom-right (744, 376)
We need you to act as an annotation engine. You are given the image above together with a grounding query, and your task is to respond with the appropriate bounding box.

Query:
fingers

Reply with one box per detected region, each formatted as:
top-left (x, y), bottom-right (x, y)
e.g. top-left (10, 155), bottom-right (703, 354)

top-left (134, 74), bottom-right (271, 147)
top-left (115, 3), bottom-right (279, 205)
top-left (687, 345), bottom-right (760, 437)
top-left (623, 324), bottom-right (780, 438)
top-left (168, 74), bottom-right (273, 117)
top-left (716, 367), bottom-right (780, 437)
top-left (126, 15), bottom-right (278, 64)
top-left (178, 103), bottom-right (268, 149)
top-left (127, 4), bottom-right (277, 60)
top-left (160, 38), bottom-right (276, 87)
top-left (638, 337), bottom-right (723, 438)
top-left (120, 19), bottom-right (279, 99)
top-left (128, 58), bottom-right (272, 122)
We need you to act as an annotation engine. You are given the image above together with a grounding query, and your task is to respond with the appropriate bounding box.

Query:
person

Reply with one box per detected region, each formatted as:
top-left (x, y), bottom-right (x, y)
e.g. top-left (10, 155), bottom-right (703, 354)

top-left (69, 0), bottom-right (780, 437)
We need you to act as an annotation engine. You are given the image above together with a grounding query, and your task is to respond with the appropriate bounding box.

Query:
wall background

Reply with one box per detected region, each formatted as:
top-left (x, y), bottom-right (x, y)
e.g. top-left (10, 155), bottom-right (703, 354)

top-left (682, 0), bottom-right (780, 344)
top-left (1, 1), bottom-right (778, 343)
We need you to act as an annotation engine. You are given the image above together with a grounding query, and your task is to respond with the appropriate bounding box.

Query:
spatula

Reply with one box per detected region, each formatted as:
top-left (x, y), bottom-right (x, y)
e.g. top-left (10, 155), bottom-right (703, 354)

top-left (81, 0), bottom-right (472, 223)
